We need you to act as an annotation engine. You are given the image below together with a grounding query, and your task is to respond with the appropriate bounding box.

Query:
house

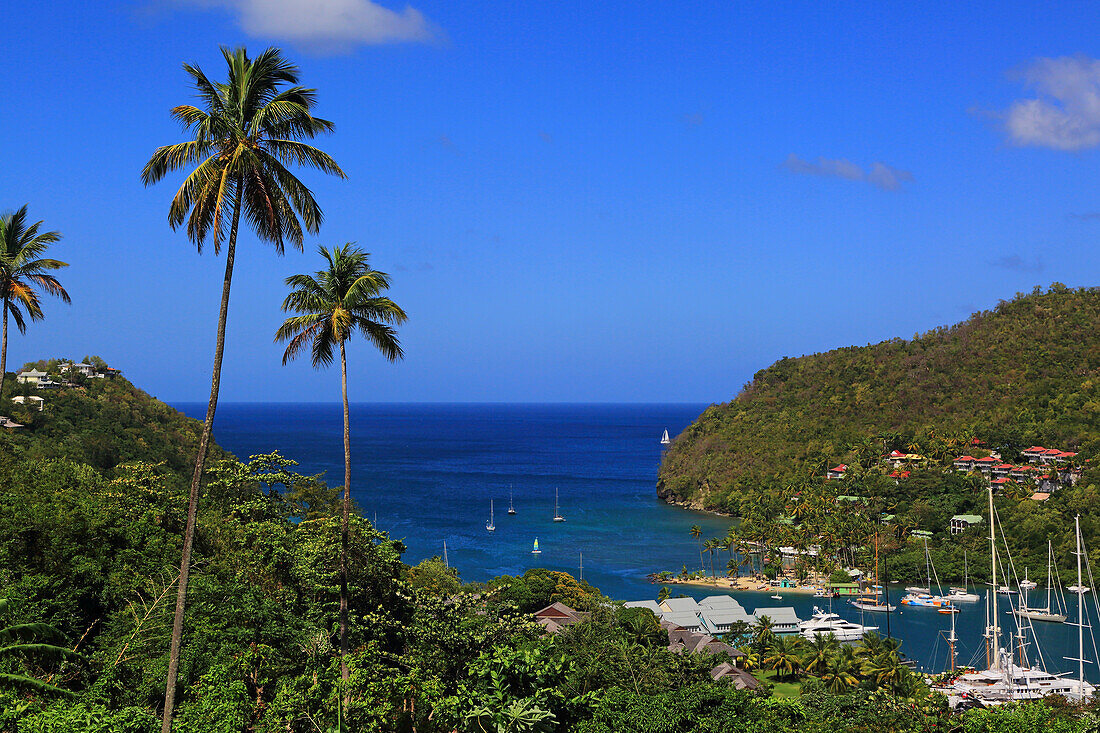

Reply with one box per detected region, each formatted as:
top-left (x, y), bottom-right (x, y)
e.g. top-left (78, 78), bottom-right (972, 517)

top-left (950, 514), bottom-right (983, 535)
top-left (10, 395), bottom-right (44, 411)
top-left (953, 456), bottom-right (976, 471)
top-left (710, 661), bottom-right (761, 689)
top-left (991, 464), bottom-right (1014, 479)
top-left (885, 450), bottom-right (909, 468)
top-left (16, 369), bottom-right (47, 386)
top-left (753, 607), bottom-right (800, 634)
top-left (888, 470), bottom-right (910, 480)
top-left (0, 416), bottom-right (24, 429)
top-left (910, 529), bottom-right (933, 541)
top-left (623, 600), bottom-right (662, 614)
top-left (973, 457), bottom-right (998, 474)
top-left (661, 611), bottom-right (706, 632)
top-left (1032, 492), bottom-right (1051, 502)
top-left (532, 602), bottom-right (588, 634)
top-left (697, 597), bottom-right (756, 633)
top-left (826, 464), bottom-right (847, 480)
top-left (61, 362), bottom-right (96, 378)
top-left (1021, 446), bottom-right (1047, 463)
top-left (35, 379), bottom-right (62, 390)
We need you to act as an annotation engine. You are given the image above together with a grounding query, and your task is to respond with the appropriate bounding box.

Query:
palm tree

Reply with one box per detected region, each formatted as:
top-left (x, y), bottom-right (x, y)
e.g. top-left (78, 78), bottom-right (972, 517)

top-left (142, 46), bottom-right (344, 730)
top-left (822, 652), bottom-right (859, 693)
top-left (656, 586), bottom-right (670, 603)
top-left (763, 634), bottom-right (803, 681)
top-left (690, 524), bottom-right (703, 572)
top-left (276, 244), bottom-right (405, 685)
top-left (0, 600), bottom-right (76, 698)
top-left (801, 632), bottom-right (838, 676)
top-left (0, 206), bottom-right (69, 400)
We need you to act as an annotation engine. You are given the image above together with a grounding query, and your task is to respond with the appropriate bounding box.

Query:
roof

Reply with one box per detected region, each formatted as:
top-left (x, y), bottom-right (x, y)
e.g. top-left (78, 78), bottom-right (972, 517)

top-left (1042, 449), bottom-right (1063, 455)
top-left (662, 611), bottom-right (704, 629)
top-left (991, 478), bottom-right (1010, 484)
top-left (955, 456), bottom-right (975, 462)
top-left (700, 608), bottom-right (756, 626)
top-left (951, 514), bottom-right (984, 524)
top-left (753, 607), bottom-right (800, 626)
top-left (623, 600), bottom-right (662, 613)
top-left (711, 662), bottom-right (760, 689)
top-left (1032, 492), bottom-right (1051, 501)
top-left (911, 530), bottom-right (933, 538)
top-left (698, 595), bottom-right (745, 611)
top-left (974, 457), bottom-right (997, 463)
top-left (889, 450), bottom-right (906, 457)
top-left (829, 464), bottom-right (847, 472)
top-left (660, 597), bottom-right (701, 613)
top-left (1024, 446), bottom-right (1046, 452)
top-left (18, 369), bottom-right (46, 377)
top-left (994, 464), bottom-right (1014, 469)
top-left (888, 471), bottom-right (910, 478)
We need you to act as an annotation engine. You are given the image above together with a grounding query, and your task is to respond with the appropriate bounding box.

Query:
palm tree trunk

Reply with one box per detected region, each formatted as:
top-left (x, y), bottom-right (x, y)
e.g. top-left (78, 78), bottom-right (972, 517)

top-left (161, 180), bottom-right (243, 733)
top-left (0, 302), bottom-right (7, 402)
top-left (339, 339), bottom-right (351, 687)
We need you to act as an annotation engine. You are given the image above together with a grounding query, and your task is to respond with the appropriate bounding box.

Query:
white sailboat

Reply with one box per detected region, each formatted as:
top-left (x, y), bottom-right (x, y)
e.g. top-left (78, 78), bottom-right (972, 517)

top-left (660, 429), bottom-right (671, 445)
top-left (1013, 540), bottom-right (1067, 623)
top-left (947, 550), bottom-right (981, 602)
top-left (486, 500), bottom-right (495, 532)
top-left (901, 538), bottom-right (951, 608)
top-left (508, 486), bottom-right (516, 515)
top-left (553, 487), bottom-right (565, 522)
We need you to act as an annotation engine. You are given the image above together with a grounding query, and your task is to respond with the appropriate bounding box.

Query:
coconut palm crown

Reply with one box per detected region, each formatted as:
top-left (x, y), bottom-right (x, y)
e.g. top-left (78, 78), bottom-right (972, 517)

top-left (276, 244), bottom-right (406, 367)
top-left (141, 46), bottom-right (344, 253)
top-left (0, 206), bottom-right (69, 400)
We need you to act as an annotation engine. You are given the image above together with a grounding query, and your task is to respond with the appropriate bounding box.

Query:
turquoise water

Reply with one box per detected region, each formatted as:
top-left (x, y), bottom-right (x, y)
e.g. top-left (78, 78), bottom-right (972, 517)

top-left (174, 402), bottom-right (1096, 679)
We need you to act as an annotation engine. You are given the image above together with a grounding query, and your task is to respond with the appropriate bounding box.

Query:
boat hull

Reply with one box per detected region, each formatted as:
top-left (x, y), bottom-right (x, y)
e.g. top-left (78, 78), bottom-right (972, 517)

top-left (1012, 609), bottom-right (1066, 623)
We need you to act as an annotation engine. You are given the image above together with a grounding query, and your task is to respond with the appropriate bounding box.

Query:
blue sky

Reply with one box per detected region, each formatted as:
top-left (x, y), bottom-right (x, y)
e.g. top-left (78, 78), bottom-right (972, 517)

top-left (2, 1), bottom-right (1099, 403)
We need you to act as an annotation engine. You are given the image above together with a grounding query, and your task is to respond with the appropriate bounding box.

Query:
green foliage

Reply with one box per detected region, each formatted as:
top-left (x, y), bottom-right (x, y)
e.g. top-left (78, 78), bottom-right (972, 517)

top-left (660, 286), bottom-right (1100, 513)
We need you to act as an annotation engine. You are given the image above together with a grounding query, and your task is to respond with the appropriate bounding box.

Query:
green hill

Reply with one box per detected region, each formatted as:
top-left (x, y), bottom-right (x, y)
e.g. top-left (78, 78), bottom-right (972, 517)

top-left (0, 364), bottom-right (228, 477)
top-left (657, 284), bottom-right (1100, 514)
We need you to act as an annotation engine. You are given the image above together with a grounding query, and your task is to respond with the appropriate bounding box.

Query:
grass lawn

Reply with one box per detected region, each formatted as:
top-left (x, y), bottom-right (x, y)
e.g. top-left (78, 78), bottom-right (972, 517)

top-left (752, 670), bottom-right (803, 699)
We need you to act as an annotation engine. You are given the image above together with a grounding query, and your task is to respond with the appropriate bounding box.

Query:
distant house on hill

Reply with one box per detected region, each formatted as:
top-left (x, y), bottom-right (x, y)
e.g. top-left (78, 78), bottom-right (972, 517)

top-left (60, 362), bottom-right (95, 378)
top-left (950, 514), bottom-right (983, 535)
top-left (0, 416), bottom-right (24, 429)
top-left (11, 395), bottom-right (44, 411)
top-left (826, 464), bottom-right (847, 480)
top-left (16, 369), bottom-right (47, 386)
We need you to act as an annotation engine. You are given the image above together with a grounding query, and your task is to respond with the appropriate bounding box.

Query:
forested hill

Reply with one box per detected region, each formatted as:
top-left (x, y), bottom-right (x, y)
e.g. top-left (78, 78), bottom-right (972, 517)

top-left (657, 285), bottom-right (1100, 514)
top-left (0, 367), bottom-right (227, 476)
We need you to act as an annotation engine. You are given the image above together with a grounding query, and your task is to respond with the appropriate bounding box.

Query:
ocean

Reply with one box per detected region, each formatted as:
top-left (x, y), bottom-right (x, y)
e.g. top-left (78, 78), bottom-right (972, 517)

top-left (173, 402), bottom-right (1094, 679)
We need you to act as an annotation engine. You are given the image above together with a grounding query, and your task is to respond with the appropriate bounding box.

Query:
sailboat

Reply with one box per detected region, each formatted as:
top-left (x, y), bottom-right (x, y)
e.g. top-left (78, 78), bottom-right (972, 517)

top-left (1020, 567), bottom-right (1038, 591)
top-left (850, 532), bottom-right (896, 612)
top-left (507, 486), bottom-right (516, 515)
top-left (901, 538), bottom-right (951, 608)
top-left (933, 489), bottom-right (1095, 707)
top-left (1013, 540), bottom-right (1067, 623)
top-left (486, 500), bottom-right (496, 532)
top-left (660, 429), bottom-right (671, 445)
top-left (531, 538), bottom-right (541, 555)
top-left (553, 488), bottom-right (565, 522)
top-left (947, 550), bottom-right (981, 602)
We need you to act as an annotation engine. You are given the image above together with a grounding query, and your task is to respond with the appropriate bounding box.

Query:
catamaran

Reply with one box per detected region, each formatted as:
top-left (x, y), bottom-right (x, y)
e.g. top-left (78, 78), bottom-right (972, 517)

top-left (531, 538), bottom-right (541, 554)
top-left (508, 486), bottom-right (516, 515)
top-left (934, 490), bottom-right (1095, 707)
top-left (486, 500), bottom-right (496, 532)
top-left (1012, 540), bottom-right (1067, 624)
top-left (553, 487), bottom-right (565, 522)
top-left (660, 429), bottom-right (671, 445)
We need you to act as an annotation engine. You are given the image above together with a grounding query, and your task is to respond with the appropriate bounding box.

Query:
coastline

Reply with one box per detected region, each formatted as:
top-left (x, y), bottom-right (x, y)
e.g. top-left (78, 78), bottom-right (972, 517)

top-left (650, 574), bottom-right (830, 595)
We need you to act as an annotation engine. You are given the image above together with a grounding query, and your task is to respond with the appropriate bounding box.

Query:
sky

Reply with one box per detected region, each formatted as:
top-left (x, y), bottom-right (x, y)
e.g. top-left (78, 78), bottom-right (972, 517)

top-left (2, 1), bottom-right (1100, 404)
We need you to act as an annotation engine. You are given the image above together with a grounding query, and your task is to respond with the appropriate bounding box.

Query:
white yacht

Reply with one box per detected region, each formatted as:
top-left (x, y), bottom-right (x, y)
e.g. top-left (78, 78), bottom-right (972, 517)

top-left (799, 607), bottom-right (877, 642)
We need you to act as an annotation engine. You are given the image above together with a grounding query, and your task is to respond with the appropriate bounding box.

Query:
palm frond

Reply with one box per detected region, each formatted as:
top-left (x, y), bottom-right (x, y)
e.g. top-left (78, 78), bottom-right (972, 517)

top-left (0, 672), bottom-right (75, 698)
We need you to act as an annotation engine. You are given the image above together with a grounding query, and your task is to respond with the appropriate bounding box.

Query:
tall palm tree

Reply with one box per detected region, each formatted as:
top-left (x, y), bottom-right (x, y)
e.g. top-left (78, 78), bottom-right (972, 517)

top-left (0, 206), bottom-right (69, 400)
top-left (764, 634), bottom-right (803, 681)
top-left (142, 46), bottom-right (344, 731)
top-left (690, 524), bottom-right (703, 571)
top-left (276, 244), bottom-right (405, 685)
top-left (801, 632), bottom-right (838, 676)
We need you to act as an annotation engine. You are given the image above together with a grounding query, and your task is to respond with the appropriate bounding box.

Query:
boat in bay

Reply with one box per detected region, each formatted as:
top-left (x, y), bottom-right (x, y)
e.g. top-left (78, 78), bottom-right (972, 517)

top-left (531, 538), bottom-right (541, 554)
top-left (553, 487), bottom-right (565, 522)
top-left (800, 607), bottom-right (877, 642)
top-left (901, 538), bottom-right (951, 608)
top-left (486, 499), bottom-right (496, 532)
top-left (660, 429), bottom-right (670, 445)
top-left (507, 486), bottom-right (516, 515)
top-left (1012, 540), bottom-right (1067, 624)
top-left (850, 532), bottom-right (896, 611)
top-left (947, 551), bottom-right (981, 602)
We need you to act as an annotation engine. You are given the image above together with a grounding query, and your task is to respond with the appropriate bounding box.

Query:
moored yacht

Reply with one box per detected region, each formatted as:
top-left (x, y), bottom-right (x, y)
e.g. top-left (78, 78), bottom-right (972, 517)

top-left (799, 607), bottom-right (877, 642)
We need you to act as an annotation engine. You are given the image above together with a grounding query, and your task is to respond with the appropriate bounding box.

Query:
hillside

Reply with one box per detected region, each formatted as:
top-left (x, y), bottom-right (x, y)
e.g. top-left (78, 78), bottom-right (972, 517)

top-left (0, 366), bottom-right (228, 476)
top-left (657, 285), bottom-right (1100, 514)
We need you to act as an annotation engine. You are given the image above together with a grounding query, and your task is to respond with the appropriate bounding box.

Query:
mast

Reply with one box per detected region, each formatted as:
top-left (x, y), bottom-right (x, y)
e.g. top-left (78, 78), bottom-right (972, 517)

top-left (948, 597), bottom-right (957, 672)
top-left (1076, 515), bottom-right (1085, 696)
top-left (579, 551), bottom-right (583, 581)
top-left (443, 540), bottom-right (449, 567)
top-left (989, 484), bottom-right (1000, 670)
top-left (1046, 540), bottom-right (1053, 613)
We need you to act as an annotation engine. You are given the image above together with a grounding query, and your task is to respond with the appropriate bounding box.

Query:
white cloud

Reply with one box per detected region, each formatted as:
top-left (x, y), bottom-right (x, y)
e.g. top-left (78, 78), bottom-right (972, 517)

top-left (181, 0), bottom-right (440, 49)
top-left (781, 154), bottom-right (913, 191)
top-left (1001, 55), bottom-right (1100, 151)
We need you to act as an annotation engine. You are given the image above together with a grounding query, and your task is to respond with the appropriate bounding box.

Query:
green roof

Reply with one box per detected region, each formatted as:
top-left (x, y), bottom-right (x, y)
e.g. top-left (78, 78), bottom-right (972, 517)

top-left (836, 495), bottom-right (864, 502)
top-left (951, 514), bottom-right (984, 523)
top-left (910, 530), bottom-right (933, 539)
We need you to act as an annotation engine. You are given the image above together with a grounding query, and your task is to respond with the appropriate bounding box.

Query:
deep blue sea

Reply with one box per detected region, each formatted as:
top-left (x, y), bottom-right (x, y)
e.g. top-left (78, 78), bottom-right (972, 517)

top-left (173, 402), bottom-right (1095, 680)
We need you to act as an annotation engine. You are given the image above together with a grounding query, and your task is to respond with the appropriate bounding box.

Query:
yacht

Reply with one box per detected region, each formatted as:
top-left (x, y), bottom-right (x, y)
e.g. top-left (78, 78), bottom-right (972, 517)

top-left (1012, 541), bottom-right (1067, 624)
top-left (799, 607), bottom-right (877, 642)
top-left (947, 550), bottom-right (981, 602)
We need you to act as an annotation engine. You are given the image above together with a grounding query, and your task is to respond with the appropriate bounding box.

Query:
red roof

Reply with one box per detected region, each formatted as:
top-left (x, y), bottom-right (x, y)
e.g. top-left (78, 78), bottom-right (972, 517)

top-left (955, 456), bottom-right (975, 462)
top-left (991, 478), bottom-right (1010, 484)
top-left (889, 450), bottom-right (906, 458)
top-left (1024, 446), bottom-right (1046, 452)
top-left (994, 464), bottom-right (1014, 470)
top-left (888, 471), bottom-right (910, 479)
top-left (975, 457), bottom-right (997, 463)
top-left (829, 465), bottom-right (847, 472)
top-left (1042, 449), bottom-right (1062, 456)
top-left (1059, 451), bottom-right (1077, 458)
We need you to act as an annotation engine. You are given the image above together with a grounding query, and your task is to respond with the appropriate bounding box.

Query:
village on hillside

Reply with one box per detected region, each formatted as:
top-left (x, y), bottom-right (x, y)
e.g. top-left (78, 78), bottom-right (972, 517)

top-left (0, 357), bottom-right (120, 429)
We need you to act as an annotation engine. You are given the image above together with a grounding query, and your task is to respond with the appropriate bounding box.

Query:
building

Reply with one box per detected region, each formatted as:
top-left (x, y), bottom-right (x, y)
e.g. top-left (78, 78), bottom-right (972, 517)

top-left (61, 362), bottom-right (96, 378)
top-left (532, 602), bottom-right (588, 634)
top-left (0, 416), bottom-right (24, 429)
top-left (752, 607), bottom-right (800, 634)
top-left (950, 514), bottom-right (983, 535)
top-left (910, 529), bottom-right (933, 541)
top-left (11, 395), bottom-right (44, 410)
top-left (826, 464), bottom-right (847, 480)
top-left (16, 369), bottom-right (47, 386)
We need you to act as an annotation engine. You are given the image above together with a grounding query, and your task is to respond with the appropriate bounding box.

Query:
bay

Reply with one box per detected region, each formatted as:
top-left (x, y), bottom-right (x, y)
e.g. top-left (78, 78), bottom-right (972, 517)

top-left (173, 402), bottom-right (1094, 680)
